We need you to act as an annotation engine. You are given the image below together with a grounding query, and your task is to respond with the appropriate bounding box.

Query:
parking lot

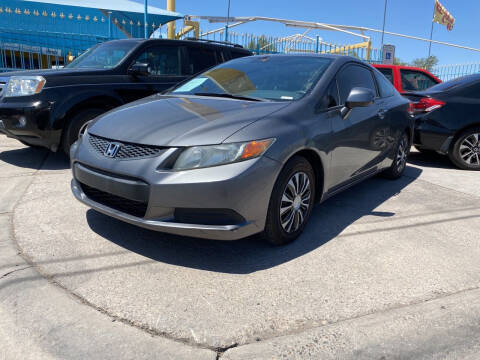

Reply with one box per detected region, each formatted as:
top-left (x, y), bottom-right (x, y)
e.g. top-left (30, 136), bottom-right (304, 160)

top-left (1, 134), bottom-right (480, 359)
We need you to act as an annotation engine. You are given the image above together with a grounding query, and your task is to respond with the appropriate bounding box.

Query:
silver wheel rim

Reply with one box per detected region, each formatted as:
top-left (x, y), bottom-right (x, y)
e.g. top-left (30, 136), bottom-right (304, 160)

top-left (396, 136), bottom-right (408, 173)
top-left (459, 133), bottom-right (480, 165)
top-left (78, 121), bottom-right (92, 139)
top-left (280, 171), bottom-right (311, 234)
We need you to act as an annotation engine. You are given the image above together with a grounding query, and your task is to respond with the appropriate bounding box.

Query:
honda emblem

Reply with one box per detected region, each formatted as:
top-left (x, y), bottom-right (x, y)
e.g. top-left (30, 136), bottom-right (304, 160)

top-left (104, 142), bottom-right (121, 158)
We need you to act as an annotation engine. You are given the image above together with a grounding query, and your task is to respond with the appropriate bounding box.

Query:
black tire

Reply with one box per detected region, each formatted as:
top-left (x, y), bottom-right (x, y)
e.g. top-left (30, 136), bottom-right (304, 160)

top-left (263, 156), bottom-right (316, 246)
top-left (61, 108), bottom-right (106, 155)
top-left (414, 146), bottom-right (437, 155)
top-left (383, 132), bottom-right (409, 179)
top-left (448, 127), bottom-right (480, 171)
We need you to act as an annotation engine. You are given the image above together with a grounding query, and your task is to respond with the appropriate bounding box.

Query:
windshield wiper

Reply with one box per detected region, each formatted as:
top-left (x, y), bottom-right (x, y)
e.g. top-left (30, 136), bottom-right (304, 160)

top-left (193, 92), bottom-right (263, 102)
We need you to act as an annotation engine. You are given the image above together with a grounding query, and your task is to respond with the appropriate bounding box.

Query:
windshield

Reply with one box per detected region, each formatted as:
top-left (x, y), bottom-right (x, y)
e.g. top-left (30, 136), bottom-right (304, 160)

top-left (66, 41), bottom-right (138, 69)
top-left (171, 56), bottom-right (332, 101)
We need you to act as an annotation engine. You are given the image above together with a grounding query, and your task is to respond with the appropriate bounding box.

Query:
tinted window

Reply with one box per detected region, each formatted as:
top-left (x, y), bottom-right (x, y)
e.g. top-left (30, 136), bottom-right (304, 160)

top-left (172, 56), bottom-right (332, 101)
top-left (187, 47), bottom-right (217, 75)
top-left (320, 80), bottom-right (339, 109)
top-left (135, 46), bottom-right (181, 75)
top-left (377, 68), bottom-right (394, 84)
top-left (337, 65), bottom-right (377, 104)
top-left (231, 51), bottom-right (249, 60)
top-left (401, 70), bottom-right (437, 91)
top-left (375, 70), bottom-right (396, 97)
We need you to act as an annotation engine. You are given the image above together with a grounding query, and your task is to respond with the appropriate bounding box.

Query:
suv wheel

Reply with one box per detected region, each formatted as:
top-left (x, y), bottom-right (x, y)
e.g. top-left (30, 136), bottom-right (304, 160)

top-left (62, 108), bottom-right (106, 155)
top-left (263, 156), bottom-right (315, 246)
top-left (449, 127), bottom-right (480, 170)
top-left (383, 132), bottom-right (409, 179)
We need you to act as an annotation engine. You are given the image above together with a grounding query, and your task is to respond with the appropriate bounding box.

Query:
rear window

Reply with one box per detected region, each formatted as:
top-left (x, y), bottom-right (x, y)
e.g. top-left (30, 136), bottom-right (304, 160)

top-left (428, 75), bottom-right (480, 93)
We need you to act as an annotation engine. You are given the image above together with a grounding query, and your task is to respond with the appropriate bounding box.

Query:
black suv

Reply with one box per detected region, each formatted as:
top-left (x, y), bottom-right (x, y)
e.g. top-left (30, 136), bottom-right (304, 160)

top-left (0, 39), bottom-right (252, 154)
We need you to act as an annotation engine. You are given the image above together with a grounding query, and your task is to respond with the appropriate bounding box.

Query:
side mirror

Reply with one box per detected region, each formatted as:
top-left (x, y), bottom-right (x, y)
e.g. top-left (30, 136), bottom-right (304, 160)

top-left (341, 87), bottom-right (375, 119)
top-left (128, 62), bottom-right (151, 76)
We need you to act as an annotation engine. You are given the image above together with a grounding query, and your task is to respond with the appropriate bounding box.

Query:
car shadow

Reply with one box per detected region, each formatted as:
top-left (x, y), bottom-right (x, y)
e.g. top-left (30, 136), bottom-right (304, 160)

top-left (86, 166), bottom-right (422, 274)
top-left (0, 147), bottom-right (69, 170)
top-left (407, 150), bottom-right (455, 170)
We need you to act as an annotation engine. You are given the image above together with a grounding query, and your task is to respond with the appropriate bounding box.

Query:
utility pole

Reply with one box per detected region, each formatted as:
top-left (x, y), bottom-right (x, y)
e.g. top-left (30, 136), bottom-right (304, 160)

top-left (428, 0), bottom-right (436, 57)
top-left (225, 0), bottom-right (231, 42)
top-left (144, 0), bottom-right (148, 38)
top-left (380, 0), bottom-right (388, 49)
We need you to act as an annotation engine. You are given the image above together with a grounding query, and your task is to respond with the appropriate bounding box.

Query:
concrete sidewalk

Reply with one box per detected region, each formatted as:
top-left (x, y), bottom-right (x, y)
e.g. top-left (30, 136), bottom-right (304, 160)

top-left (1, 135), bottom-right (480, 359)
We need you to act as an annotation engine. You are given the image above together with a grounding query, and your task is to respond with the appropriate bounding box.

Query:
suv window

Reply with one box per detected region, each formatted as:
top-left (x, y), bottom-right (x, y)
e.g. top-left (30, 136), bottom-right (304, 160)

top-left (374, 70), bottom-right (396, 97)
top-left (401, 70), bottom-right (437, 91)
top-left (187, 47), bottom-right (218, 75)
top-left (135, 46), bottom-right (181, 75)
top-left (337, 65), bottom-right (377, 104)
top-left (377, 67), bottom-right (394, 84)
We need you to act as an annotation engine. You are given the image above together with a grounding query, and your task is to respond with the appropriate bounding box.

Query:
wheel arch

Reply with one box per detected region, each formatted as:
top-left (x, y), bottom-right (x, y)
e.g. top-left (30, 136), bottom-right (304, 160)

top-left (286, 148), bottom-right (325, 203)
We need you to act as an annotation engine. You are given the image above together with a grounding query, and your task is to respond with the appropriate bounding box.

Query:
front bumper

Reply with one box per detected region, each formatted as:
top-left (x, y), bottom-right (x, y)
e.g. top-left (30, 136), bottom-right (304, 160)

top-left (70, 135), bottom-right (281, 240)
top-left (0, 99), bottom-right (59, 150)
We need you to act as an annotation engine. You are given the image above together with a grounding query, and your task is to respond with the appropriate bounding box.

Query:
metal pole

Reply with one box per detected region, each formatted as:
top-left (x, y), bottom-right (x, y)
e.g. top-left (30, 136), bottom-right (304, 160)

top-left (167, 0), bottom-right (176, 39)
top-left (225, 0), bottom-right (231, 42)
top-left (380, 0), bottom-right (388, 49)
top-left (428, 0), bottom-right (436, 57)
top-left (108, 11), bottom-right (112, 38)
top-left (315, 35), bottom-right (320, 53)
top-left (144, 0), bottom-right (148, 39)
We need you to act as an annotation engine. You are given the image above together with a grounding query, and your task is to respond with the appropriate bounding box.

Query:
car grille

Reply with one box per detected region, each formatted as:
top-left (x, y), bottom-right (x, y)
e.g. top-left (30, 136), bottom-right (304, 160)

top-left (88, 133), bottom-right (165, 160)
top-left (80, 182), bottom-right (148, 218)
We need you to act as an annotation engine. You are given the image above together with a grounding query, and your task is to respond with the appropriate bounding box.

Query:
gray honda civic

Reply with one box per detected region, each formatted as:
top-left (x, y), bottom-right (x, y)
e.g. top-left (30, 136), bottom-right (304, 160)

top-left (70, 54), bottom-right (413, 245)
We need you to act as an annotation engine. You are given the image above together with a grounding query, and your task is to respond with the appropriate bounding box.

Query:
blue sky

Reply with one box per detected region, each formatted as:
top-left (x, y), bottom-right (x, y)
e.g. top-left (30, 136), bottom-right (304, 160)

top-left (135, 0), bottom-right (479, 65)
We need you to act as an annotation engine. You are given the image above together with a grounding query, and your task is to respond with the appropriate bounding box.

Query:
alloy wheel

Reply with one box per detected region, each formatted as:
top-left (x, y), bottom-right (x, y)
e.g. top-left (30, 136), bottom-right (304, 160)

top-left (396, 135), bottom-right (408, 173)
top-left (280, 171), bottom-right (312, 233)
top-left (459, 133), bottom-right (480, 166)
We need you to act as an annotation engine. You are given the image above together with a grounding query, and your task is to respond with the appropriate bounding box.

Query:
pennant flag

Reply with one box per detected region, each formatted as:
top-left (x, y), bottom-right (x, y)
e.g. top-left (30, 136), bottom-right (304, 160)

top-left (433, 0), bottom-right (455, 31)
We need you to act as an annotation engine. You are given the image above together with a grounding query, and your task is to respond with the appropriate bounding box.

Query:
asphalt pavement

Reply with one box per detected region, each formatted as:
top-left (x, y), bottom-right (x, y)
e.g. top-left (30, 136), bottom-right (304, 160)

top-left (1, 135), bottom-right (479, 359)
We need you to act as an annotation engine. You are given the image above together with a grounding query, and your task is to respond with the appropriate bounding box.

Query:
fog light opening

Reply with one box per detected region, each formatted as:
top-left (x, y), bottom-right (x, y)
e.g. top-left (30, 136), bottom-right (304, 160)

top-left (17, 116), bottom-right (27, 128)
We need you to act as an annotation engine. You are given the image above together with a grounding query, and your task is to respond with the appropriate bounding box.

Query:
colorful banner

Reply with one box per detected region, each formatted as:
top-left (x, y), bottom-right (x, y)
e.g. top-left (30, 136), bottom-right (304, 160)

top-left (433, 0), bottom-right (455, 31)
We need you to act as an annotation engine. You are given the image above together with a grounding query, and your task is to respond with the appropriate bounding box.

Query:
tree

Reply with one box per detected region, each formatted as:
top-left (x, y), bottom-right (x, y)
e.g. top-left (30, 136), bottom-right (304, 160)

top-left (393, 57), bottom-right (408, 66)
top-left (411, 55), bottom-right (439, 71)
top-left (247, 35), bottom-right (277, 53)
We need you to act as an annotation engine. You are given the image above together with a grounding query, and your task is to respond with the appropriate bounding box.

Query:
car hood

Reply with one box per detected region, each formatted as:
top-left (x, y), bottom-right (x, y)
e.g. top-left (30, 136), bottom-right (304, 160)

top-left (88, 95), bottom-right (290, 147)
top-left (0, 68), bottom-right (110, 79)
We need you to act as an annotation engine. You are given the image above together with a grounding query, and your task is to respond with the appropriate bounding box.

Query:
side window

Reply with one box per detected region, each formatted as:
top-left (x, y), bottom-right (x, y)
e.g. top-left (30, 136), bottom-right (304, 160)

top-left (374, 70), bottom-right (397, 97)
top-left (320, 80), bottom-right (339, 109)
top-left (187, 47), bottom-right (217, 75)
top-left (401, 70), bottom-right (437, 91)
top-left (337, 65), bottom-right (377, 105)
top-left (230, 51), bottom-right (248, 60)
top-left (135, 46), bottom-right (181, 75)
top-left (377, 68), bottom-right (394, 84)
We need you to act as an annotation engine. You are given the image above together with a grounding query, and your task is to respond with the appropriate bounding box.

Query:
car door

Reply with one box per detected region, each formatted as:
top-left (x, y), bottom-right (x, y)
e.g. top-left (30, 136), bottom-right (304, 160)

top-left (328, 64), bottom-right (387, 190)
top-left (122, 45), bottom-right (188, 102)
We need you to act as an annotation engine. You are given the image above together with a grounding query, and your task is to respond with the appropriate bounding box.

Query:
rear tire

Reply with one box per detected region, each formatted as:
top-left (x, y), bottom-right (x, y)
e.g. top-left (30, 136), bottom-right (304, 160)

top-left (383, 132), bottom-right (409, 179)
top-left (61, 108), bottom-right (106, 155)
top-left (263, 156), bottom-right (316, 246)
top-left (448, 127), bottom-right (480, 171)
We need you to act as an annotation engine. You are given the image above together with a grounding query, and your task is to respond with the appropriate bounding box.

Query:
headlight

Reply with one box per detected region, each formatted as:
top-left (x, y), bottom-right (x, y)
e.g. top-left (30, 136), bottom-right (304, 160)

top-left (4, 76), bottom-right (46, 97)
top-left (173, 139), bottom-right (275, 170)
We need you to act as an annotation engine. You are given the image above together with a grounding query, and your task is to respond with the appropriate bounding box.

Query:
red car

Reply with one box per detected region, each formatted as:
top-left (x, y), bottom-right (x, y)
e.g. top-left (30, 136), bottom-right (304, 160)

top-left (373, 64), bottom-right (441, 94)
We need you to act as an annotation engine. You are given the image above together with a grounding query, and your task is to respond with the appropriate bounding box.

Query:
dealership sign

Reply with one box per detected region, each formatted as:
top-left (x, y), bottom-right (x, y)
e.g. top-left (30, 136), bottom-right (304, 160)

top-left (433, 0), bottom-right (455, 31)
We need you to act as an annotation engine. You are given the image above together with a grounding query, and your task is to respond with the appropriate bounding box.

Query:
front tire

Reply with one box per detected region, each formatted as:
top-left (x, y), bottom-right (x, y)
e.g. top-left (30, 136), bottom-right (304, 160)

top-left (448, 127), bottom-right (480, 170)
top-left (383, 132), bottom-right (409, 179)
top-left (263, 156), bottom-right (316, 246)
top-left (61, 108), bottom-right (106, 155)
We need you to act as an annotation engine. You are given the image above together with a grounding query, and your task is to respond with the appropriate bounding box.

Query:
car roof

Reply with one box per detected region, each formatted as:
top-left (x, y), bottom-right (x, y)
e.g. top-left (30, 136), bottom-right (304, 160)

top-left (373, 64), bottom-right (433, 72)
top-left (119, 38), bottom-right (252, 52)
